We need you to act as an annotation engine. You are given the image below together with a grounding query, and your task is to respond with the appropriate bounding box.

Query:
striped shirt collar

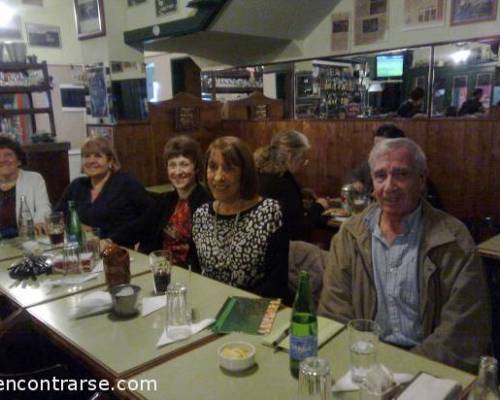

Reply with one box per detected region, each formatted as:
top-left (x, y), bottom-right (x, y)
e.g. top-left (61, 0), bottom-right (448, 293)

top-left (366, 202), bottom-right (423, 240)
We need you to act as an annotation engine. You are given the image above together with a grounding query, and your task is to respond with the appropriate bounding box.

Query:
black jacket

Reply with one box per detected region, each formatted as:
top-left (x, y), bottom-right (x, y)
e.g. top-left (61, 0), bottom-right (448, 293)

top-left (258, 171), bottom-right (324, 241)
top-left (55, 172), bottom-right (154, 247)
top-left (138, 184), bottom-right (210, 262)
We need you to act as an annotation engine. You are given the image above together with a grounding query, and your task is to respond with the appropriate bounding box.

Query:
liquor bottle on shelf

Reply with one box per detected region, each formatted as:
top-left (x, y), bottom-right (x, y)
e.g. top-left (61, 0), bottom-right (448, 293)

top-left (289, 270), bottom-right (318, 378)
top-left (18, 195), bottom-right (35, 241)
top-left (467, 356), bottom-right (500, 399)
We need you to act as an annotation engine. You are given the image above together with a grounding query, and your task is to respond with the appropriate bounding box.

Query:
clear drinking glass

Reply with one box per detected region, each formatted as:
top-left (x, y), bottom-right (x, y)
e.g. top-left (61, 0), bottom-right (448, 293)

top-left (82, 227), bottom-right (101, 271)
top-left (149, 250), bottom-right (173, 295)
top-left (352, 192), bottom-right (370, 214)
top-left (298, 357), bottom-right (332, 400)
top-left (63, 242), bottom-right (80, 274)
top-left (348, 319), bottom-right (380, 384)
top-left (45, 212), bottom-right (65, 246)
top-left (165, 283), bottom-right (190, 340)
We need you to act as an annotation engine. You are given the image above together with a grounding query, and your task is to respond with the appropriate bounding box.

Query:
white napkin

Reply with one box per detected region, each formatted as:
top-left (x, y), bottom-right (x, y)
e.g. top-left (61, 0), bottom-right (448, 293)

top-left (44, 273), bottom-right (99, 288)
top-left (37, 237), bottom-right (51, 246)
top-left (156, 318), bottom-right (214, 348)
top-left (332, 370), bottom-right (414, 393)
top-left (396, 373), bottom-right (461, 400)
top-left (142, 295), bottom-right (166, 317)
top-left (70, 290), bottom-right (112, 318)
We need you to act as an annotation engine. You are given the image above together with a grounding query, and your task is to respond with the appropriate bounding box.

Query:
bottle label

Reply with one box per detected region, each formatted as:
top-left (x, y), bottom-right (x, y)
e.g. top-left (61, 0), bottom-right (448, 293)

top-left (290, 335), bottom-right (318, 361)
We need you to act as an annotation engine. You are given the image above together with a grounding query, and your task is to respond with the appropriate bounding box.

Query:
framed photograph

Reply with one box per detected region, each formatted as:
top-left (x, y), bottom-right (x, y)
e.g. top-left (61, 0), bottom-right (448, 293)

top-left (403, 0), bottom-right (446, 30)
top-left (156, 0), bottom-right (177, 16)
top-left (0, 16), bottom-right (22, 39)
top-left (331, 12), bottom-right (350, 51)
top-left (26, 23), bottom-right (61, 48)
top-left (73, 0), bottom-right (106, 40)
top-left (88, 67), bottom-right (108, 118)
top-left (450, 0), bottom-right (497, 25)
top-left (175, 107), bottom-right (200, 131)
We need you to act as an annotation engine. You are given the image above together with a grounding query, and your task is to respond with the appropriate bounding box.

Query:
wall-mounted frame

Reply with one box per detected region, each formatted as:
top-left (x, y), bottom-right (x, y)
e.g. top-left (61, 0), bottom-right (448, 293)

top-left (26, 23), bottom-right (61, 48)
top-left (175, 107), bottom-right (199, 131)
top-left (73, 0), bottom-right (106, 40)
top-left (450, 0), bottom-right (497, 25)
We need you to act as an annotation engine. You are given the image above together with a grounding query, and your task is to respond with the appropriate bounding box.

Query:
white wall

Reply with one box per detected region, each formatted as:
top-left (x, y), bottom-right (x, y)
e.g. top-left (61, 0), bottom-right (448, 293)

top-left (144, 52), bottom-right (188, 101)
top-left (126, 0), bottom-right (194, 31)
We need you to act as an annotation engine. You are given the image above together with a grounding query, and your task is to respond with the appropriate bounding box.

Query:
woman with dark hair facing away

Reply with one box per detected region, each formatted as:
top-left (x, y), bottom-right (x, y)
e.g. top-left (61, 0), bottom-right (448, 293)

top-left (0, 135), bottom-right (50, 238)
top-left (254, 130), bottom-right (328, 241)
top-left (192, 136), bottom-right (289, 301)
top-left (139, 135), bottom-right (210, 266)
top-left (397, 87), bottom-right (425, 118)
top-left (55, 136), bottom-right (153, 247)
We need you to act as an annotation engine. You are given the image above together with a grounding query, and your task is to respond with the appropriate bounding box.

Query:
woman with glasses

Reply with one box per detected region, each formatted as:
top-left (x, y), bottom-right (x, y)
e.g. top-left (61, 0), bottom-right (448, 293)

top-left (254, 130), bottom-right (328, 241)
top-left (139, 135), bottom-right (210, 266)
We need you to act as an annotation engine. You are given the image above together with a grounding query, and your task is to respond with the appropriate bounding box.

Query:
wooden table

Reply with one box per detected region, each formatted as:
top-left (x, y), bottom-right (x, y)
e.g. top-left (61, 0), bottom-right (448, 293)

top-left (146, 184), bottom-right (173, 194)
top-left (477, 234), bottom-right (500, 261)
top-left (128, 311), bottom-right (474, 400)
top-left (27, 267), bottom-right (256, 381)
top-left (0, 250), bottom-right (150, 308)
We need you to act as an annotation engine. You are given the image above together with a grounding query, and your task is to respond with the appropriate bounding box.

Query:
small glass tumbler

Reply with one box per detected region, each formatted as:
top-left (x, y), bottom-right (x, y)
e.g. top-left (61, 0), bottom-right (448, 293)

top-left (83, 227), bottom-right (101, 271)
top-left (298, 357), bottom-right (332, 400)
top-left (348, 319), bottom-right (380, 384)
top-left (149, 250), bottom-right (172, 295)
top-left (45, 212), bottom-right (65, 246)
top-left (165, 283), bottom-right (190, 340)
top-left (63, 242), bottom-right (80, 274)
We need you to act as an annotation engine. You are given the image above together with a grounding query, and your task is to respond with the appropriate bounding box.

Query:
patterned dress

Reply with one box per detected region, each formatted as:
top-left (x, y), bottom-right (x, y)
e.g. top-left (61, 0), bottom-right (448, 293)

top-left (192, 198), bottom-right (289, 298)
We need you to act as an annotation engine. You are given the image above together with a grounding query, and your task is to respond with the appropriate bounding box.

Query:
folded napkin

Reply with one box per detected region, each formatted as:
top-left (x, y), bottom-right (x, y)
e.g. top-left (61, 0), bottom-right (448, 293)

top-left (332, 370), bottom-right (414, 393)
top-left (396, 373), bottom-right (461, 400)
top-left (44, 273), bottom-right (99, 289)
top-left (142, 295), bottom-right (167, 317)
top-left (156, 318), bottom-right (214, 348)
top-left (262, 316), bottom-right (343, 351)
top-left (71, 290), bottom-right (112, 318)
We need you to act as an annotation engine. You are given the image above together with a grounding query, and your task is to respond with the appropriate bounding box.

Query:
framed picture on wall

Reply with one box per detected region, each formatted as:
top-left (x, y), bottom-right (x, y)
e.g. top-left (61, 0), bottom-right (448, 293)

top-left (73, 0), bottom-right (106, 40)
top-left (26, 23), bottom-right (61, 48)
top-left (156, 0), bottom-right (177, 16)
top-left (450, 0), bottom-right (497, 25)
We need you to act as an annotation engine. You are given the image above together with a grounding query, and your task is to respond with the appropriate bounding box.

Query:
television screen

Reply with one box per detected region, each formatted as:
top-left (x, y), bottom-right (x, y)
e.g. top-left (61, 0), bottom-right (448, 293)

top-left (376, 54), bottom-right (404, 79)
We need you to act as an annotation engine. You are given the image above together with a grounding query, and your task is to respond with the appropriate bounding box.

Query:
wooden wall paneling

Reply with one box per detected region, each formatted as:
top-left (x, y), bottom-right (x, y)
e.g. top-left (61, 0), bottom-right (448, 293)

top-left (114, 124), bottom-right (156, 186)
top-left (488, 122), bottom-right (500, 219)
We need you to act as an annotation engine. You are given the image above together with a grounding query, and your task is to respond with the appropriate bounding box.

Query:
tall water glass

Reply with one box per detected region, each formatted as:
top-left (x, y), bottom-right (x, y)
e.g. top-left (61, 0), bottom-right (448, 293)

top-left (45, 212), bottom-right (65, 246)
top-left (165, 283), bottom-right (190, 340)
top-left (298, 357), bottom-right (332, 400)
top-left (83, 227), bottom-right (101, 271)
top-left (63, 242), bottom-right (80, 274)
top-left (348, 319), bottom-right (380, 384)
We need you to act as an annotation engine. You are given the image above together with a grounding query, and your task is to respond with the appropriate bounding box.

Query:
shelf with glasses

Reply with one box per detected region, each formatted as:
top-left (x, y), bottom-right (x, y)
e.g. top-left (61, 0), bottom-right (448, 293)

top-left (201, 67), bottom-right (263, 100)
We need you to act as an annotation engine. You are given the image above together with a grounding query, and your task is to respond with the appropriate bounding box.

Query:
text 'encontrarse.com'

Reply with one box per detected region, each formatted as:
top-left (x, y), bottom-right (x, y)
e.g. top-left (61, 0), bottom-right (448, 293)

top-left (0, 377), bottom-right (158, 393)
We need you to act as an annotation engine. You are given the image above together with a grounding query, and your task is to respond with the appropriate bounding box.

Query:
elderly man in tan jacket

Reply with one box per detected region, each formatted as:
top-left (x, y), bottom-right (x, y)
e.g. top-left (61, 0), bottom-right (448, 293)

top-left (318, 138), bottom-right (491, 373)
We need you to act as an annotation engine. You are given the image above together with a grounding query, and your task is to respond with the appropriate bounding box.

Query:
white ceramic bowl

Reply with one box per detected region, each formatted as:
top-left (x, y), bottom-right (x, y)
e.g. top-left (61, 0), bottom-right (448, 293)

top-left (218, 341), bottom-right (256, 372)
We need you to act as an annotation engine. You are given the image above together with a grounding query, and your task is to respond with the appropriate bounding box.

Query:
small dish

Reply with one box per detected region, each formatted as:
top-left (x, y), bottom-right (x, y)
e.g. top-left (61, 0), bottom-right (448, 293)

top-left (109, 284), bottom-right (141, 317)
top-left (218, 341), bottom-right (256, 372)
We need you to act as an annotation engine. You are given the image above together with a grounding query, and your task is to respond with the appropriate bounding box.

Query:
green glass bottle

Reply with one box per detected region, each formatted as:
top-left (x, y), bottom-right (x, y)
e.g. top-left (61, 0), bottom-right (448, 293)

top-left (67, 200), bottom-right (84, 248)
top-left (290, 270), bottom-right (318, 378)
top-left (467, 356), bottom-right (500, 400)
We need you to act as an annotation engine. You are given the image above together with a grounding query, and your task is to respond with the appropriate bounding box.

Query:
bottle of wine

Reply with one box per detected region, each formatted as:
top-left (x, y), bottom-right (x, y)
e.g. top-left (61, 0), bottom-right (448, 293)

top-left (290, 270), bottom-right (318, 378)
top-left (67, 200), bottom-right (84, 248)
top-left (467, 356), bottom-right (500, 400)
top-left (18, 195), bottom-right (35, 241)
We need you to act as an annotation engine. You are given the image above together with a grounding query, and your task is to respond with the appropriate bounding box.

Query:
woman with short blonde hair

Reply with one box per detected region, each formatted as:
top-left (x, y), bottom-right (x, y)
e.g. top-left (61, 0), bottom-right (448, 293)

top-left (55, 136), bottom-right (153, 246)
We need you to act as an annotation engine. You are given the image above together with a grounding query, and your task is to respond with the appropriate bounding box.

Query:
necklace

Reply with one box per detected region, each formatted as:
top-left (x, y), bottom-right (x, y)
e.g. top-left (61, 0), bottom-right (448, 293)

top-left (213, 201), bottom-right (241, 270)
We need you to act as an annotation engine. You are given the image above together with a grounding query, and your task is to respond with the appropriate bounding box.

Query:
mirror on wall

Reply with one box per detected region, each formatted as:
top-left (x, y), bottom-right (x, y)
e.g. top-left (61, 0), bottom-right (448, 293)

top-left (293, 46), bottom-right (432, 119)
top-left (431, 39), bottom-right (499, 117)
